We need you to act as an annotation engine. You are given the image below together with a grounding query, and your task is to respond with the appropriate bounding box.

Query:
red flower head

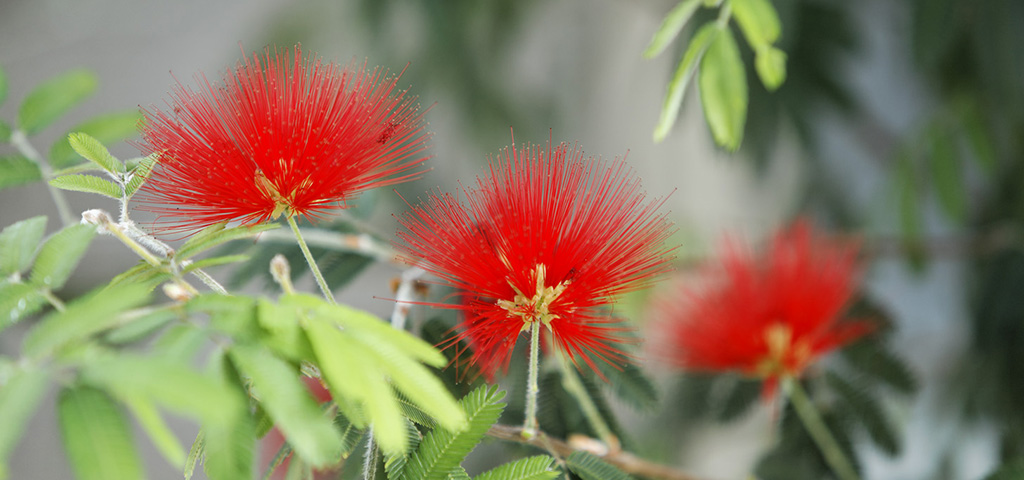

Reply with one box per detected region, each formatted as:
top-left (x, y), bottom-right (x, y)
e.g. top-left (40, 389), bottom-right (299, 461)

top-left (135, 46), bottom-right (430, 234)
top-left (655, 220), bottom-right (872, 390)
top-left (396, 136), bottom-right (675, 377)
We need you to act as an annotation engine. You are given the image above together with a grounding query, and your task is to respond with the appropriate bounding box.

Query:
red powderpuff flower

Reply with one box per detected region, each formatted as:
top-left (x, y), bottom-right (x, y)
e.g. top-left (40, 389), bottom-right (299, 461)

top-left (134, 46), bottom-right (430, 234)
top-left (655, 220), bottom-right (873, 390)
top-left (396, 137), bottom-right (675, 376)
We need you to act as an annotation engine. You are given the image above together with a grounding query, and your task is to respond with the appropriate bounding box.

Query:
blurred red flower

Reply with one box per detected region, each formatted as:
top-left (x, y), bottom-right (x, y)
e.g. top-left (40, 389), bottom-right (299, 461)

top-left (397, 137), bottom-right (674, 376)
top-left (655, 220), bottom-right (872, 390)
top-left (135, 46), bottom-right (430, 234)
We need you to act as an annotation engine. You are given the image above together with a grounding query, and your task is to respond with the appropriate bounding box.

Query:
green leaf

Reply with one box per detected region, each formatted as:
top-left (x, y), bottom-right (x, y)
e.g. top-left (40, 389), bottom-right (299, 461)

top-left (176, 222), bottom-right (280, 260)
top-left (826, 372), bottom-right (900, 455)
top-left (122, 396), bottom-right (187, 468)
top-left (0, 215), bottom-right (47, 276)
top-left (203, 352), bottom-right (255, 480)
top-left (229, 344), bottom-right (343, 468)
top-left (565, 452), bottom-right (632, 480)
top-left (106, 262), bottom-right (171, 290)
top-left (929, 126), bottom-right (966, 222)
top-left (643, 0), bottom-right (703, 58)
top-left (124, 153), bottom-right (159, 197)
top-left (754, 46), bottom-right (787, 91)
top-left (404, 385), bottom-right (506, 480)
top-left (66, 132), bottom-right (124, 174)
top-left (0, 65), bottom-right (7, 106)
top-left (959, 102), bottom-right (997, 174)
top-left (653, 23), bottom-right (719, 142)
top-left (81, 354), bottom-right (239, 423)
top-left (18, 69), bottom-right (98, 135)
top-left (731, 0), bottom-right (782, 49)
top-left (698, 27), bottom-right (748, 151)
top-left (22, 284), bottom-right (150, 358)
top-left (29, 223), bottom-right (97, 290)
top-left (103, 307), bottom-right (178, 344)
top-left (49, 174), bottom-right (122, 198)
top-left (0, 282), bottom-right (47, 332)
top-left (597, 362), bottom-right (659, 411)
top-left (315, 300), bottom-right (446, 367)
top-left (0, 121), bottom-right (10, 143)
top-left (0, 366), bottom-right (48, 472)
top-left (58, 386), bottom-right (143, 480)
top-left (182, 254), bottom-right (250, 273)
top-left (184, 430), bottom-right (205, 480)
top-left (49, 111), bottom-right (142, 168)
top-left (842, 340), bottom-right (917, 395)
top-left (0, 155), bottom-right (42, 191)
top-left (473, 456), bottom-right (560, 480)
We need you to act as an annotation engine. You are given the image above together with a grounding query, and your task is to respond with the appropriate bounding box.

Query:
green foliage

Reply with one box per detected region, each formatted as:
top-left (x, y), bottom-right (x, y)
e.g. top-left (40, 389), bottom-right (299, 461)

top-left (0, 365), bottom-right (48, 478)
top-left (841, 339), bottom-right (918, 396)
top-left (565, 452), bottom-right (632, 480)
top-left (176, 222), bottom-right (280, 260)
top-left (596, 361), bottom-right (659, 411)
top-left (653, 24), bottom-right (718, 143)
top-left (67, 132), bottom-right (125, 174)
top-left (699, 28), bottom-right (747, 151)
top-left (29, 223), bottom-right (97, 290)
top-left (0, 121), bottom-right (11, 143)
top-left (22, 284), bottom-right (150, 358)
top-left (17, 69), bottom-right (98, 135)
top-left (643, 0), bottom-right (702, 59)
top-left (0, 155), bottom-right (42, 191)
top-left (49, 111), bottom-right (142, 168)
top-left (928, 126), bottom-right (966, 222)
top-left (984, 458), bottom-right (1024, 480)
top-left (184, 431), bottom-right (204, 480)
top-left (58, 386), bottom-right (143, 480)
top-left (826, 372), bottom-right (900, 456)
top-left (122, 396), bottom-right (187, 468)
top-left (49, 174), bottom-right (122, 198)
top-left (0, 215), bottom-right (46, 276)
top-left (403, 385), bottom-right (506, 480)
top-left (0, 282), bottom-right (47, 331)
top-left (124, 153), bottom-right (159, 196)
top-left (731, 0), bottom-right (781, 48)
top-left (473, 455), bottom-right (559, 480)
top-left (896, 150), bottom-right (925, 271)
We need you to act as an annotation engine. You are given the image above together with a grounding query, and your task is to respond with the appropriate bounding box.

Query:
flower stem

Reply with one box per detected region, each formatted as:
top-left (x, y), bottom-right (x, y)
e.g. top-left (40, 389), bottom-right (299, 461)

top-left (783, 377), bottom-right (861, 480)
top-left (286, 215), bottom-right (336, 304)
top-left (558, 354), bottom-right (617, 449)
top-left (523, 320), bottom-right (541, 438)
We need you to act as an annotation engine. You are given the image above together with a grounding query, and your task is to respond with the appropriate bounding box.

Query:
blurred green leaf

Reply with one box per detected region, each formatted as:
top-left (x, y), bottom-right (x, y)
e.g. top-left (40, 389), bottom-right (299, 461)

top-left (229, 344), bottom-right (343, 468)
top-left (827, 372), bottom-right (900, 456)
top-left (0, 65), bottom-right (7, 107)
top-left (124, 153), bottom-right (159, 197)
top-left (123, 396), bottom-right (187, 469)
top-left (643, 0), bottom-right (703, 59)
top-left (66, 132), bottom-right (124, 174)
top-left (732, 0), bottom-right (782, 49)
top-left (959, 100), bottom-right (997, 174)
top-left (102, 307), bottom-right (178, 344)
top-left (654, 23), bottom-right (719, 142)
top-left (182, 254), bottom-right (249, 274)
top-left (49, 111), bottom-right (141, 168)
top-left (0, 215), bottom-right (46, 276)
top-left (23, 284), bottom-right (149, 358)
top-left (202, 352), bottom-right (255, 480)
top-left (699, 27), bottom-right (747, 151)
top-left (29, 223), bottom-right (97, 290)
top-left (565, 452), bottom-right (632, 480)
top-left (18, 69), bottom-right (98, 135)
top-left (597, 362), bottom-right (659, 411)
top-left (841, 340), bottom-right (918, 395)
top-left (49, 174), bottom-right (122, 198)
top-left (106, 262), bottom-right (171, 290)
top-left (176, 222), bottom-right (280, 260)
top-left (755, 46), bottom-right (787, 91)
top-left (184, 430), bottom-right (204, 480)
top-left (0, 121), bottom-right (10, 143)
top-left (58, 386), bottom-right (143, 480)
top-left (929, 126), bottom-right (967, 222)
top-left (473, 456), bottom-right (560, 480)
top-left (0, 155), bottom-right (42, 191)
top-left (0, 366), bottom-right (48, 474)
top-left (0, 281), bottom-right (48, 332)
top-left (404, 385), bottom-right (506, 480)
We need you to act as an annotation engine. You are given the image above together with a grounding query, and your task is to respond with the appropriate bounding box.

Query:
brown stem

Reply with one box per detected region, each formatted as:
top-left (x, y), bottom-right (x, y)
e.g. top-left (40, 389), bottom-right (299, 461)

top-left (486, 424), bottom-right (708, 480)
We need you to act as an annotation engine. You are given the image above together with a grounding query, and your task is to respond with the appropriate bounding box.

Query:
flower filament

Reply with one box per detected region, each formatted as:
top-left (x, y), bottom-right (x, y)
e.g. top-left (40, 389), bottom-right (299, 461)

top-left (755, 322), bottom-right (812, 378)
top-left (497, 264), bottom-right (571, 331)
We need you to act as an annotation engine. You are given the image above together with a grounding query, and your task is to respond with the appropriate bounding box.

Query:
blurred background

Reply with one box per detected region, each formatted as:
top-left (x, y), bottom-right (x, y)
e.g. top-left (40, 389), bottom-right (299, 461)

top-left (1, 0), bottom-right (1022, 479)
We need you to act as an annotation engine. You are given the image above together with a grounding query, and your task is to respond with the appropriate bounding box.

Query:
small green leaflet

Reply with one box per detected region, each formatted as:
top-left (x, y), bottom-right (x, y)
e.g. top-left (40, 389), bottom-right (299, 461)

top-left (18, 69), bottom-right (98, 135)
top-left (730, 0), bottom-right (781, 49)
top-left (653, 24), bottom-right (718, 143)
top-left (49, 111), bottom-right (142, 168)
top-left (58, 386), bottom-right (144, 480)
top-left (22, 284), bottom-right (150, 358)
top-left (698, 27), bottom-right (747, 151)
top-left (67, 132), bottom-right (125, 174)
top-left (755, 46), bottom-right (787, 91)
top-left (176, 222), bottom-right (280, 260)
top-left (0, 282), bottom-right (48, 332)
top-left (124, 153), bottom-right (159, 197)
top-left (29, 223), bottom-right (97, 290)
top-left (473, 456), bottom-right (560, 480)
top-left (643, 0), bottom-right (703, 59)
top-left (0, 366), bottom-right (49, 476)
top-left (49, 174), bottom-right (122, 198)
top-left (122, 396), bottom-right (187, 468)
top-left (0, 215), bottom-right (46, 276)
top-left (0, 155), bottom-right (42, 191)
top-left (565, 452), bottom-right (633, 480)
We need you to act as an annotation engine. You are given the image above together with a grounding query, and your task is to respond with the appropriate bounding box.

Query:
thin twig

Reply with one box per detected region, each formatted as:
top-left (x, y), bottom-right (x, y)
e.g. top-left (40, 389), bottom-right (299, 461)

top-left (486, 424), bottom-right (708, 480)
top-left (10, 130), bottom-right (74, 225)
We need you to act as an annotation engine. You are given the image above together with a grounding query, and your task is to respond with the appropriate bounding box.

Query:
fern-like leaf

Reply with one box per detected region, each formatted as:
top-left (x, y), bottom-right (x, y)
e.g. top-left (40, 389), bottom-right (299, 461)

top-left (473, 455), bottom-right (559, 480)
top-left (565, 452), bottom-right (632, 480)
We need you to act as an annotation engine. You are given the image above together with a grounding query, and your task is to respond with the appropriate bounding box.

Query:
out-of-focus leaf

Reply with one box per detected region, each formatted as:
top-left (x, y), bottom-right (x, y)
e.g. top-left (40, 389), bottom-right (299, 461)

top-left (66, 132), bottom-right (124, 174)
top-left (911, 0), bottom-right (962, 69)
top-left (643, 0), bottom-right (703, 58)
top-left (841, 340), bottom-right (918, 395)
top-left (755, 46), bottom-right (787, 91)
top-left (58, 386), bottom-right (143, 480)
top-left (229, 344), bottom-right (342, 468)
top-left (203, 352), bottom-right (255, 480)
top-left (184, 430), bottom-right (204, 480)
top-left (0, 366), bottom-right (48, 473)
top-left (49, 174), bottom-right (122, 198)
top-left (826, 372), bottom-right (900, 456)
top-left (565, 452), bottom-right (632, 480)
top-left (102, 306), bottom-right (178, 344)
top-left (106, 262), bottom-right (171, 290)
top-left (0, 121), bottom-right (10, 143)
top-left (732, 0), bottom-right (782, 49)
top-left (22, 284), bottom-right (150, 358)
top-left (182, 254), bottom-right (249, 273)
top-left (49, 111), bottom-right (141, 168)
top-left (124, 153), bottom-right (159, 197)
top-left (176, 223), bottom-right (280, 260)
top-left (29, 223), bottom-right (97, 290)
top-left (960, 101), bottom-right (997, 174)
top-left (983, 458), bottom-right (1024, 480)
top-left (18, 69), bottom-right (98, 135)
top-left (0, 155), bottom-right (42, 191)
top-left (123, 396), bottom-right (187, 469)
top-left (653, 23), bottom-right (719, 142)
top-left (929, 126), bottom-right (966, 222)
top-left (0, 282), bottom-right (48, 332)
top-left (698, 27), bottom-right (747, 151)
top-left (597, 362), bottom-right (659, 411)
top-left (0, 215), bottom-right (46, 276)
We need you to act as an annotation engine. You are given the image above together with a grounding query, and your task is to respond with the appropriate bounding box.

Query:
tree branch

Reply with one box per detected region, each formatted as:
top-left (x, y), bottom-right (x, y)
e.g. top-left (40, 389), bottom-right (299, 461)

top-left (486, 424), bottom-right (709, 480)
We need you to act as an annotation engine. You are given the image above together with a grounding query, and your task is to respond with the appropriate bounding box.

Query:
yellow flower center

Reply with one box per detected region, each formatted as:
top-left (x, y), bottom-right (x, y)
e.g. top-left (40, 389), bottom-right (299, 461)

top-left (497, 264), bottom-right (571, 332)
top-left (254, 162), bottom-right (314, 219)
top-left (755, 322), bottom-right (812, 378)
